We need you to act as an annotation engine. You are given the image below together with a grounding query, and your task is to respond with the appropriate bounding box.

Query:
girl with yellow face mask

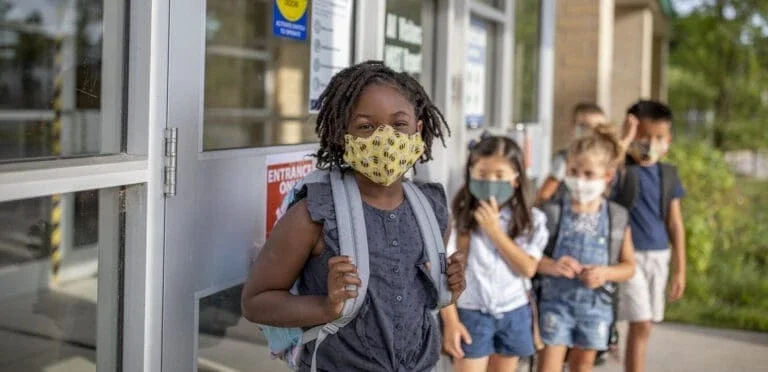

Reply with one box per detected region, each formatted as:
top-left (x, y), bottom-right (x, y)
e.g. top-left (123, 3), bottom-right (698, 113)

top-left (242, 61), bottom-right (466, 372)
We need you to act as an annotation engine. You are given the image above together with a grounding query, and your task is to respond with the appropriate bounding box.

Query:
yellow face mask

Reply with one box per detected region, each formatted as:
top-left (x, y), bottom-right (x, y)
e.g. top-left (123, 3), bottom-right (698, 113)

top-left (343, 125), bottom-right (425, 186)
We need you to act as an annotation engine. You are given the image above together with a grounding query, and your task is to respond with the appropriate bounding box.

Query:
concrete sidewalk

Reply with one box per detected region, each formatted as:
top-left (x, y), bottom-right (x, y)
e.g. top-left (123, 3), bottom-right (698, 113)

top-left (590, 322), bottom-right (768, 372)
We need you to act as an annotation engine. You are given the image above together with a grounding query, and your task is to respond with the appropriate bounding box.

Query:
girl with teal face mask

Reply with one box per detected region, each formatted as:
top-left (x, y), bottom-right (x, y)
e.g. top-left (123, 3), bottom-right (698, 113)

top-left (441, 135), bottom-right (550, 372)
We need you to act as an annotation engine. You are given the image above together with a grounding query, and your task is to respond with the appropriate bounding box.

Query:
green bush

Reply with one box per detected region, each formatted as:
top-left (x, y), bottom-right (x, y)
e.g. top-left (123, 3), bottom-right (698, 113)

top-left (664, 140), bottom-right (768, 332)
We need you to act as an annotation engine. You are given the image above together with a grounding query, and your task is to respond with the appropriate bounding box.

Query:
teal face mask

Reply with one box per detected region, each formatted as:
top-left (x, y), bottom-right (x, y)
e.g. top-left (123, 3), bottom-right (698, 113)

top-left (469, 179), bottom-right (515, 204)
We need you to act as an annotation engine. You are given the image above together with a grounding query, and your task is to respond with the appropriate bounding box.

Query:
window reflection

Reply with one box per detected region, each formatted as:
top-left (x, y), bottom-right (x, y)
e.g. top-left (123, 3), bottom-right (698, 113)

top-left (204, 0), bottom-right (333, 151)
top-left (512, 0), bottom-right (541, 122)
top-left (0, 188), bottom-right (121, 371)
top-left (197, 284), bottom-right (289, 371)
top-left (0, 0), bottom-right (122, 161)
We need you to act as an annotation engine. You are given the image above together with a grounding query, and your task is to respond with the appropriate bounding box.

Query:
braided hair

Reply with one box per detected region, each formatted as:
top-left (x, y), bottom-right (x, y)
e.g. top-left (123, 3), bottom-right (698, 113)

top-left (314, 60), bottom-right (450, 169)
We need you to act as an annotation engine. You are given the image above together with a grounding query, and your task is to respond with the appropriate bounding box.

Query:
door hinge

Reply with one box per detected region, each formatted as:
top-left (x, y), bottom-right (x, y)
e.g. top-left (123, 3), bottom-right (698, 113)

top-left (163, 128), bottom-right (178, 198)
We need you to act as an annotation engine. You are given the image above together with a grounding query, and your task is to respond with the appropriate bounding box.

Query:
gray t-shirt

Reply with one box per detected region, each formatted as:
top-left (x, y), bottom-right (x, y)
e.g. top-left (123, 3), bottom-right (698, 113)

top-left (550, 150), bottom-right (568, 181)
top-left (296, 181), bottom-right (449, 372)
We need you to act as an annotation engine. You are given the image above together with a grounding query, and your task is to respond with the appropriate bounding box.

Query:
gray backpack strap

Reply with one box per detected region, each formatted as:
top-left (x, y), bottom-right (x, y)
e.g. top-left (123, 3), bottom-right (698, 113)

top-left (606, 201), bottom-right (629, 266)
top-left (402, 182), bottom-right (451, 308)
top-left (301, 168), bottom-right (370, 372)
top-left (601, 201), bottom-right (629, 299)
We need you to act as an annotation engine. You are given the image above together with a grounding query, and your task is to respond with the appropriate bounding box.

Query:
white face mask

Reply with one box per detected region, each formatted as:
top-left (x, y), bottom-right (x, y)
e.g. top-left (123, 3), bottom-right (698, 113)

top-left (564, 177), bottom-right (607, 203)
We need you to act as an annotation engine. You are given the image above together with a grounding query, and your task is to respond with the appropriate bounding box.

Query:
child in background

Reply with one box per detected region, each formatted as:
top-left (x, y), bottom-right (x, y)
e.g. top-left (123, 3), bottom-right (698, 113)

top-left (537, 103), bottom-right (639, 206)
top-left (536, 103), bottom-right (608, 205)
top-left (536, 125), bottom-right (636, 372)
top-left (241, 61), bottom-right (466, 372)
top-left (441, 135), bottom-right (549, 372)
top-left (617, 100), bottom-right (686, 372)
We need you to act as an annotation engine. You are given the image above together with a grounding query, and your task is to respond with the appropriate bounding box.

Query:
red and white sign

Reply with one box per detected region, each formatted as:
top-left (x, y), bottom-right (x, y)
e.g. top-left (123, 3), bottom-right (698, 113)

top-left (265, 151), bottom-right (315, 238)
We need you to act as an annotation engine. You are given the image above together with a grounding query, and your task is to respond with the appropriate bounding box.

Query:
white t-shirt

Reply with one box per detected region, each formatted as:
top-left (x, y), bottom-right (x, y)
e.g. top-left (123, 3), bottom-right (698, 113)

top-left (448, 207), bottom-right (549, 316)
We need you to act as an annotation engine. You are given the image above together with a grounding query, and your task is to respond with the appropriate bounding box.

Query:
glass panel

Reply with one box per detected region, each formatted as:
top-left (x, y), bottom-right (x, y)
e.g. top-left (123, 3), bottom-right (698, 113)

top-left (465, 17), bottom-right (495, 129)
top-left (204, 0), bottom-right (349, 151)
top-left (0, 188), bottom-right (122, 371)
top-left (384, 0), bottom-right (424, 80)
top-left (197, 284), bottom-right (289, 371)
top-left (512, 0), bottom-right (541, 122)
top-left (476, 0), bottom-right (504, 10)
top-left (0, 0), bottom-right (125, 162)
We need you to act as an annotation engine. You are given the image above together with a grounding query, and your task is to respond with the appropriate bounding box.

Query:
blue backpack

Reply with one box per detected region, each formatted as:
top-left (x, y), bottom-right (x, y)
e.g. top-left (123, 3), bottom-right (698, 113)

top-left (259, 168), bottom-right (452, 372)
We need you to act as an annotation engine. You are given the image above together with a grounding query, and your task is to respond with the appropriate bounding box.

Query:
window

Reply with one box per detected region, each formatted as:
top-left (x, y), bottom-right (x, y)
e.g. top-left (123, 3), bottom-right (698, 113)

top-left (0, 187), bottom-right (126, 371)
top-left (0, 0), bottom-right (123, 161)
top-left (512, 0), bottom-right (541, 123)
top-left (465, 17), bottom-right (496, 129)
top-left (383, 0), bottom-right (435, 88)
top-left (204, 0), bottom-right (354, 150)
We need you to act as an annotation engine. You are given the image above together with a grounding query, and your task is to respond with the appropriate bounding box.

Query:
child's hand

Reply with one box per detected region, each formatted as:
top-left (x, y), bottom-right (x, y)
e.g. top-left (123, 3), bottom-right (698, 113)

top-left (579, 265), bottom-right (607, 289)
top-left (442, 320), bottom-right (472, 359)
top-left (622, 113), bottom-right (639, 146)
top-left (324, 256), bottom-right (361, 319)
top-left (555, 256), bottom-right (583, 278)
top-left (668, 272), bottom-right (686, 302)
top-left (473, 197), bottom-right (501, 235)
top-left (447, 251), bottom-right (467, 303)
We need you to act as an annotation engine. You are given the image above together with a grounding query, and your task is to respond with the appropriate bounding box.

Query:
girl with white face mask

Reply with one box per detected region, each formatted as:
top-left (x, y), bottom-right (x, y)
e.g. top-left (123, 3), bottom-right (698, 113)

top-left (535, 125), bottom-right (637, 372)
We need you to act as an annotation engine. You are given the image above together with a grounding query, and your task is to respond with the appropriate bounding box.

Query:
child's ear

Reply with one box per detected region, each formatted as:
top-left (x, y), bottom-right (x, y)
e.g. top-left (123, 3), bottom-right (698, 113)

top-left (605, 169), bottom-right (617, 183)
top-left (416, 120), bottom-right (423, 134)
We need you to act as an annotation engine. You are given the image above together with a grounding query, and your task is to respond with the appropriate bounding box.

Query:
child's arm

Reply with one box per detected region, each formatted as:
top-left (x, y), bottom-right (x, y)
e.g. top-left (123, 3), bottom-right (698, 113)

top-left (439, 305), bottom-right (471, 359)
top-left (535, 177), bottom-right (560, 206)
top-left (537, 256), bottom-right (582, 278)
top-left (241, 200), bottom-right (359, 327)
top-left (667, 199), bottom-right (686, 301)
top-left (446, 230), bottom-right (468, 304)
top-left (475, 199), bottom-right (539, 278)
top-left (579, 228), bottom-right (635, 288)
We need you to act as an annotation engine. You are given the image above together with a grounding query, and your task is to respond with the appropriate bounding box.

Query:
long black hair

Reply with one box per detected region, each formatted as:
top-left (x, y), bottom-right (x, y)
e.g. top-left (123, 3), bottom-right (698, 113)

top-left (313, 61), bottom-right (450, 169)
top-left (451, 135), bottom-right (533, 238)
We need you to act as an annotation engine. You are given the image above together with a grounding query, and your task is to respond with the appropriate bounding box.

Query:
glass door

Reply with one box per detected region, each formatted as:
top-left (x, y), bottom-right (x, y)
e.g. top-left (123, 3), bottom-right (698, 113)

top-left (163, 0), bottom-right (356, 370)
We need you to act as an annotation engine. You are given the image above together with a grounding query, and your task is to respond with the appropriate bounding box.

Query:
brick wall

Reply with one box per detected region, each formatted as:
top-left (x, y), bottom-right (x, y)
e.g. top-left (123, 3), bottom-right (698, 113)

top-left (552, 0), bottom-right (601, 152)
top-left (611, 7), bottom-right (653, 122)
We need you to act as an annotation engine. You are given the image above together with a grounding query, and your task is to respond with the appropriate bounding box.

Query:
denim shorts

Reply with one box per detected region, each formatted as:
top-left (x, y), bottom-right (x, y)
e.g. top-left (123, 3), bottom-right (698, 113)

top-left (457, 305), bottom-right (535, 358)
top-left (538, 298), bottom-right (613, 350)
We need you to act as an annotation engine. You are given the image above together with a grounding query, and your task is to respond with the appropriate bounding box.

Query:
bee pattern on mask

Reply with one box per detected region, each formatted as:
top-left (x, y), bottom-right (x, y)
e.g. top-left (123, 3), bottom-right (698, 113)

top-left (342, 125), bottom-right (425, 186)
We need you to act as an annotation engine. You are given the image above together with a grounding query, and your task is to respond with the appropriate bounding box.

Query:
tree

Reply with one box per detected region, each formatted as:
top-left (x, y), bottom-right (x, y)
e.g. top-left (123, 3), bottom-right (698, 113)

top-left (669, 0), bottom-right (768, 149)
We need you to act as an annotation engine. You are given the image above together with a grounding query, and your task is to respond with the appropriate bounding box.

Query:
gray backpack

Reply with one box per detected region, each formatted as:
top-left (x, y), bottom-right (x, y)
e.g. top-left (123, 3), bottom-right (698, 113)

top-left (261, 168), bottom-right (452, 372)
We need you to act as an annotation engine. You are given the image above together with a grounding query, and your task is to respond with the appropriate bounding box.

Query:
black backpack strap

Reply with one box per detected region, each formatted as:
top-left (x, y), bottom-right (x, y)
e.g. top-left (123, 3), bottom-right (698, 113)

top-left (540, 199), bottom-right (565, 258)
top-left (659, 163), bottom-right (679, 221)
top-left (612, 166), bottom-right (639, 211)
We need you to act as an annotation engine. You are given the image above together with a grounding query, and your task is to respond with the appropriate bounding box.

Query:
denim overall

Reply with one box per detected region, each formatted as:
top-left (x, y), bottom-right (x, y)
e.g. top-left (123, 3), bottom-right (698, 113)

top-left (538, 201), bottom-right (614, 350)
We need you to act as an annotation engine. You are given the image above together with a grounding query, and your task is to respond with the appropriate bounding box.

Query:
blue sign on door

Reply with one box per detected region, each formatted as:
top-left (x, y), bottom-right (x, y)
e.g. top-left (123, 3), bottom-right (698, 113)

top-left (273, 0), bottom-right (308, 41)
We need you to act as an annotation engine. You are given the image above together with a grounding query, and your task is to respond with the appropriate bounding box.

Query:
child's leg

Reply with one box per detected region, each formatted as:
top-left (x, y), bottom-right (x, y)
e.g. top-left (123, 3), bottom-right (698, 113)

top-left (567, 347), bottom-right (598, 372)
top-left (455, 309), bottom-right (494, 372)
top-left (453, 356), bottom-right (490, 372)
top-left (536, 345), bottom-right (567, 372)
top-left (619, 250), bottom-right (670, 372)
top-left (488, 354), bottom-right (519, 372)
top-left (626, 321), bottom-right (653, 372)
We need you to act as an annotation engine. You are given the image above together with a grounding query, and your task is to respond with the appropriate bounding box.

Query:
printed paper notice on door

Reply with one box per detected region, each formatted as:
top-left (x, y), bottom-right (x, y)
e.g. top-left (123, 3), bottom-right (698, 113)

top-left (464, 20), bottom-right (488, 128)
top-left (265, 151), bottom-right (316, 239)
top-left (309, 0), bottom-right (353, 113)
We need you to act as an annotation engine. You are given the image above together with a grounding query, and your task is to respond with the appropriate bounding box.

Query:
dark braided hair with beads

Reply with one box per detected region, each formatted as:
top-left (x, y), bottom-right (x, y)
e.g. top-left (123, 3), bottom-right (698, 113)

top-left (314, 60), bottom-right (450, 169)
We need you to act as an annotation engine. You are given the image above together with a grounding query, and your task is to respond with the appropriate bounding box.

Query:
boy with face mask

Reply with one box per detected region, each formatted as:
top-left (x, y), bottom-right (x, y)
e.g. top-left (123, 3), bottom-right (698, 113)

top-left (613, 100), bottom-right (687, 372)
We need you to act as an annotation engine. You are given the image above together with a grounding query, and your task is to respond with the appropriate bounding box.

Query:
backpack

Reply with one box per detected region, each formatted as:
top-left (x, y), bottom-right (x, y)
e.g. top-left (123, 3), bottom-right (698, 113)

top-left (537, 198), bottom-right (630, 347)
top-left (621, 158), bottom-right (681, 221)
top-left (259, 168), bottom-right (452, 372)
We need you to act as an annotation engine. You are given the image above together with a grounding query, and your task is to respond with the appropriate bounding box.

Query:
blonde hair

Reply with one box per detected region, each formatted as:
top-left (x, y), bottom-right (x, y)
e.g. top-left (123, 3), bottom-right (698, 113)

top-left (567, 124), bottom-right (624, 169)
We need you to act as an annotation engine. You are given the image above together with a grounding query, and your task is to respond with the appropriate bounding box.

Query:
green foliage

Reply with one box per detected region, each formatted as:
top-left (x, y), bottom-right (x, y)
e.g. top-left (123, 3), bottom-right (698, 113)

top-left (664, 140), bottom-right (768, 331)
top-left (669, 1), bottom-right (768, 150)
